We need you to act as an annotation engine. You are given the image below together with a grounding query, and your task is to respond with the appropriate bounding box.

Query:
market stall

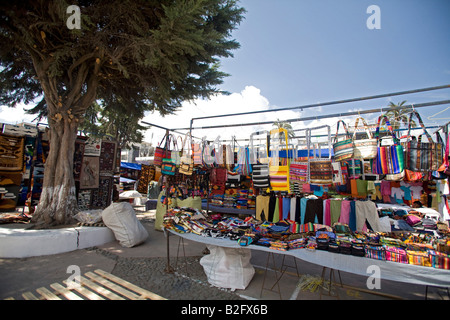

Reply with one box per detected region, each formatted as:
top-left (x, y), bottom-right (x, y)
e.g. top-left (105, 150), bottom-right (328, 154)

top-left (147, 87), bottom-right (450, 294)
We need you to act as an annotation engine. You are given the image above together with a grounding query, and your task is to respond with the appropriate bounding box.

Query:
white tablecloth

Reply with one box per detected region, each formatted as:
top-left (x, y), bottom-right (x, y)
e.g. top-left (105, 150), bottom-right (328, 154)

top-left (166, 230), bottom-right (450, 287)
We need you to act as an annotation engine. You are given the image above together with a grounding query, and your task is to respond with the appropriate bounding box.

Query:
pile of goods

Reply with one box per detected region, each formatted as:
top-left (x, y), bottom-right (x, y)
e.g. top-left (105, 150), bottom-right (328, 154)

top-left (163, 207), bottom-right (450, 270)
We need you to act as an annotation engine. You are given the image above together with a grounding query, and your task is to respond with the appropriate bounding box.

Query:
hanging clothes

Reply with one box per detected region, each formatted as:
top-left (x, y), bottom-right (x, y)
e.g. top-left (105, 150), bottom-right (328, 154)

top-left (256, 195), bottom-right (270, 221)
top-left (355, 200), bottom-right (383, 232)
top-left (339, 200), bottom-right (351, 224)
top-left (304, 198), bottom-right (323, 224)
top-left (330, 199), bottom-right (342, 226)
top-left (290, 197), bottom-right (297, 221)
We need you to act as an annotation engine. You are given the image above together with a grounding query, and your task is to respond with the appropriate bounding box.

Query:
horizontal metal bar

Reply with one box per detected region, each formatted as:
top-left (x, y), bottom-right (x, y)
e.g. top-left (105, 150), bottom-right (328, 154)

top-left (179, 100), bottom-right (450, 130)
top-left (189, 84), bottom-right (450, 122)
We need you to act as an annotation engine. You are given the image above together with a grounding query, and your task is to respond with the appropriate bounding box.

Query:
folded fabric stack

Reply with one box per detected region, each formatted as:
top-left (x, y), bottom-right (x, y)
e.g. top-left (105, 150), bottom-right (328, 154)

top-left (223, 188), bottom-right (238, 208)
top-left (210, 194), bottom-right (224, 207)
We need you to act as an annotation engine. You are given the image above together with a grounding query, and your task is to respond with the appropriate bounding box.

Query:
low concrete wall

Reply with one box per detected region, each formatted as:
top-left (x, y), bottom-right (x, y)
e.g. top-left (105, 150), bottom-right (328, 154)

top-left (0, 226), bottom-right (116, 258)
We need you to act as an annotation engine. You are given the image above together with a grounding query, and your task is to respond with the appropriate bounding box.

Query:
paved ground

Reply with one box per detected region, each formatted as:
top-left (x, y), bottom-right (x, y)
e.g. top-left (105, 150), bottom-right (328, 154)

top-left (1, 211), bottom-right (449, 303)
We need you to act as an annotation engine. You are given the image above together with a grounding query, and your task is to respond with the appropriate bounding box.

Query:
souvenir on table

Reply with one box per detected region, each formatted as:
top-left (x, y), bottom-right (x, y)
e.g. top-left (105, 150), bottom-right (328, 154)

top-left (372, 115), bottom-right (405, 175)
top-left (332, 120), bottom-right (354, 162)
top-left (352, 117), bottom-right (378, 159)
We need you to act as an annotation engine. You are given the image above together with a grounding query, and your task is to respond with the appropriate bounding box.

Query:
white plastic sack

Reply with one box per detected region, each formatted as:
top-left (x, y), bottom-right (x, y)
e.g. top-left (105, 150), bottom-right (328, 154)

top-left (200, 245), bottom-right (255, 290)
top-left (102, 202), bottom-right (148, 248)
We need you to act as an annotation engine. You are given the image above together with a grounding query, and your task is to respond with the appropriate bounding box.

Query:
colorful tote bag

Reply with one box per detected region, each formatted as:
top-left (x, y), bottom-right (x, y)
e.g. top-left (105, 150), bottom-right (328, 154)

top-left (373, 115), bottom-right (405, 175)
top-left (179, 133), bottom-right (193, 175)
top-left (352, 117), bottom-right (378, 159)
top-left (307, 125), bottom-right (333, 185)
top-left (404, 111), bottom-right (442, 172)
top-left (154, 133), bottom-right (172, 167)
top-left (268, 128), bottom-right (290, 191)
top-left (333, 120), bottom-right (354, 162)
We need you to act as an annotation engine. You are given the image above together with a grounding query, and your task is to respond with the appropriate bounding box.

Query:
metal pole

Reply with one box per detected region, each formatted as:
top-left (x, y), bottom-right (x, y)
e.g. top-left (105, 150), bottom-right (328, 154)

top-left (179, 100), bottom-right (450, 131)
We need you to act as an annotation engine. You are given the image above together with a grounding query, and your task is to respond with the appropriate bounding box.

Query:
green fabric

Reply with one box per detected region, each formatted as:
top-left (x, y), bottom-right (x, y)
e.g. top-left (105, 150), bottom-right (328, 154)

top-left (330, 199), bottom-right (342, 226)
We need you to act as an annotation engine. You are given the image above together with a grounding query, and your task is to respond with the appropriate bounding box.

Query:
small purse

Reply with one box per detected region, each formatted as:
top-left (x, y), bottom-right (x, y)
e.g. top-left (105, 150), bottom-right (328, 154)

top-left (333, 120), bottom-right (354, 162)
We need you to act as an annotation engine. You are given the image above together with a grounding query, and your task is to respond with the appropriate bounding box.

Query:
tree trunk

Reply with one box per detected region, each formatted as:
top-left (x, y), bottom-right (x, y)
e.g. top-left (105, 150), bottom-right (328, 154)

top-left (31, 115), bottom-right (79, 228)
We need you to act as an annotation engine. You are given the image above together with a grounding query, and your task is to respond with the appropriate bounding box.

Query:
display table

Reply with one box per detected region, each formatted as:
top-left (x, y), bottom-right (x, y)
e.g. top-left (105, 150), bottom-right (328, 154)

top-left (165, 229), bottom-right (450, 288)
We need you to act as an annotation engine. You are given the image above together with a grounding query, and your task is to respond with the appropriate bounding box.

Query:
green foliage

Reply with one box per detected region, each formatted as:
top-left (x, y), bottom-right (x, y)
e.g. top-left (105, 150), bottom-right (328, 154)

top-left (0, 0), bottom-right (245, 127)
top-left (383, 100), bottom-right (416, 131)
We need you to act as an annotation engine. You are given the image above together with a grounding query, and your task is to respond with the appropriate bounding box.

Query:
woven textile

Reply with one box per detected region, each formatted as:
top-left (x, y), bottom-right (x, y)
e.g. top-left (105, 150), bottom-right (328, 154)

top-left (309, 160), bottom-right (333, 184)
top-left (80, 156), bottom-right (100, 189)
top-left (0, 133), bottom-right (24, 172)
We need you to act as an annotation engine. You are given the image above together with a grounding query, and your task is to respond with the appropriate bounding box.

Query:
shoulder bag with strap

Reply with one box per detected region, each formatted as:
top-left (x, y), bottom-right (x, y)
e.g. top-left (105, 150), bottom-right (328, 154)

top-left (333, 120), bottom-right (354, 162)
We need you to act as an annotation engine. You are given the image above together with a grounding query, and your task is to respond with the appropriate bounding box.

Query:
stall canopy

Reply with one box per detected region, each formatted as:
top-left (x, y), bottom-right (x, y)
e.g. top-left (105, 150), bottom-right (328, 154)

top-left (120, 162), bottom-right (142, 171)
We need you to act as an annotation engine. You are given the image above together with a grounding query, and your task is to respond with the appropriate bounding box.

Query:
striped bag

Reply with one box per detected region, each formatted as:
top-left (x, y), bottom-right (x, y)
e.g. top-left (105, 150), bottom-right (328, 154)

top-left (429, 250), bottom-right (450, 270)
top-left (269, 128), bottom-right (290, 192)
top-left (404, 111), bottom-right (442, 172)
top-left (373, 115), bottom-right (405, 175)
top-left (365, 244), bottom-right (386, 260)
top-left (252, 163), bottom-right (270, 189)
top-left (384, 246), bottom-right (408, 264)
top-left (333, 120), bottom-right (354, 162)
top-left (192, 141), bottom-right (203, 165)
top-left (406, 250), bottom-right (432, 267)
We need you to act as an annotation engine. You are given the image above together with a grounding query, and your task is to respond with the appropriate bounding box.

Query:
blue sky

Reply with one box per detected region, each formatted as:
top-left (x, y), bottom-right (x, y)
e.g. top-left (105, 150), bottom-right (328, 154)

top-left (1, 0), bottom-right (449, 144)
top-left (219, 0), bottom-right (450, 111)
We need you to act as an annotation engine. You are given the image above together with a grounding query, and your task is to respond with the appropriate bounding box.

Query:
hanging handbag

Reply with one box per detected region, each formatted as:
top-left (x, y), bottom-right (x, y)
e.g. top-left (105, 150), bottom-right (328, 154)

top-left (404, 111), bottom-right (442, 172)
top-left (161, 157), bottom-right (176, 175)
top-left (332, 120), bottom-right (354, 162)
top-left (179, 132), bottom-right (194, 175)
top-left (307, 125), bottom-right (333, 185)
top-left (192, 137), bottom-right (203, 165)
top-left (170, 134), bottom-right (182, 166)
top-left (344, 158), bottom-right (363, 179)
top-left (268, 128), bottom-right (290, 192)
top-left (352, 117), bottom-right (378, 159)
top-left (289, 144), bottom-right (309, 187)
top-left (154, 133), bottom-right (172, 167)
top-left (250, 130), bottom-right (270, 188)
top-left (373, 115), bottom-right (405, 175)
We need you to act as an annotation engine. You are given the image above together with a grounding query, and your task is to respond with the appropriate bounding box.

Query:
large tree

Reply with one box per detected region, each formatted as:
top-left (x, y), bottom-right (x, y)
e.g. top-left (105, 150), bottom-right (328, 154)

top-left (0, 0), bottom-right (244, 228)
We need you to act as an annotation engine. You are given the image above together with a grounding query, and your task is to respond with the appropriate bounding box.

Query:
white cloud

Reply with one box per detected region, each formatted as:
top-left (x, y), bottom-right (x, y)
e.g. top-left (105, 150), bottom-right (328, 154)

top-left (0, 103), bottom-right (38, 125)
top-left (141, 85), bottom-right (302, 146)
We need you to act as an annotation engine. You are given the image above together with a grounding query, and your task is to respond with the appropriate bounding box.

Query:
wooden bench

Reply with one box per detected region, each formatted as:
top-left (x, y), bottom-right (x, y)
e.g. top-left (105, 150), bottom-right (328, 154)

top-left (5, 269), bottom-right (166, 300)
